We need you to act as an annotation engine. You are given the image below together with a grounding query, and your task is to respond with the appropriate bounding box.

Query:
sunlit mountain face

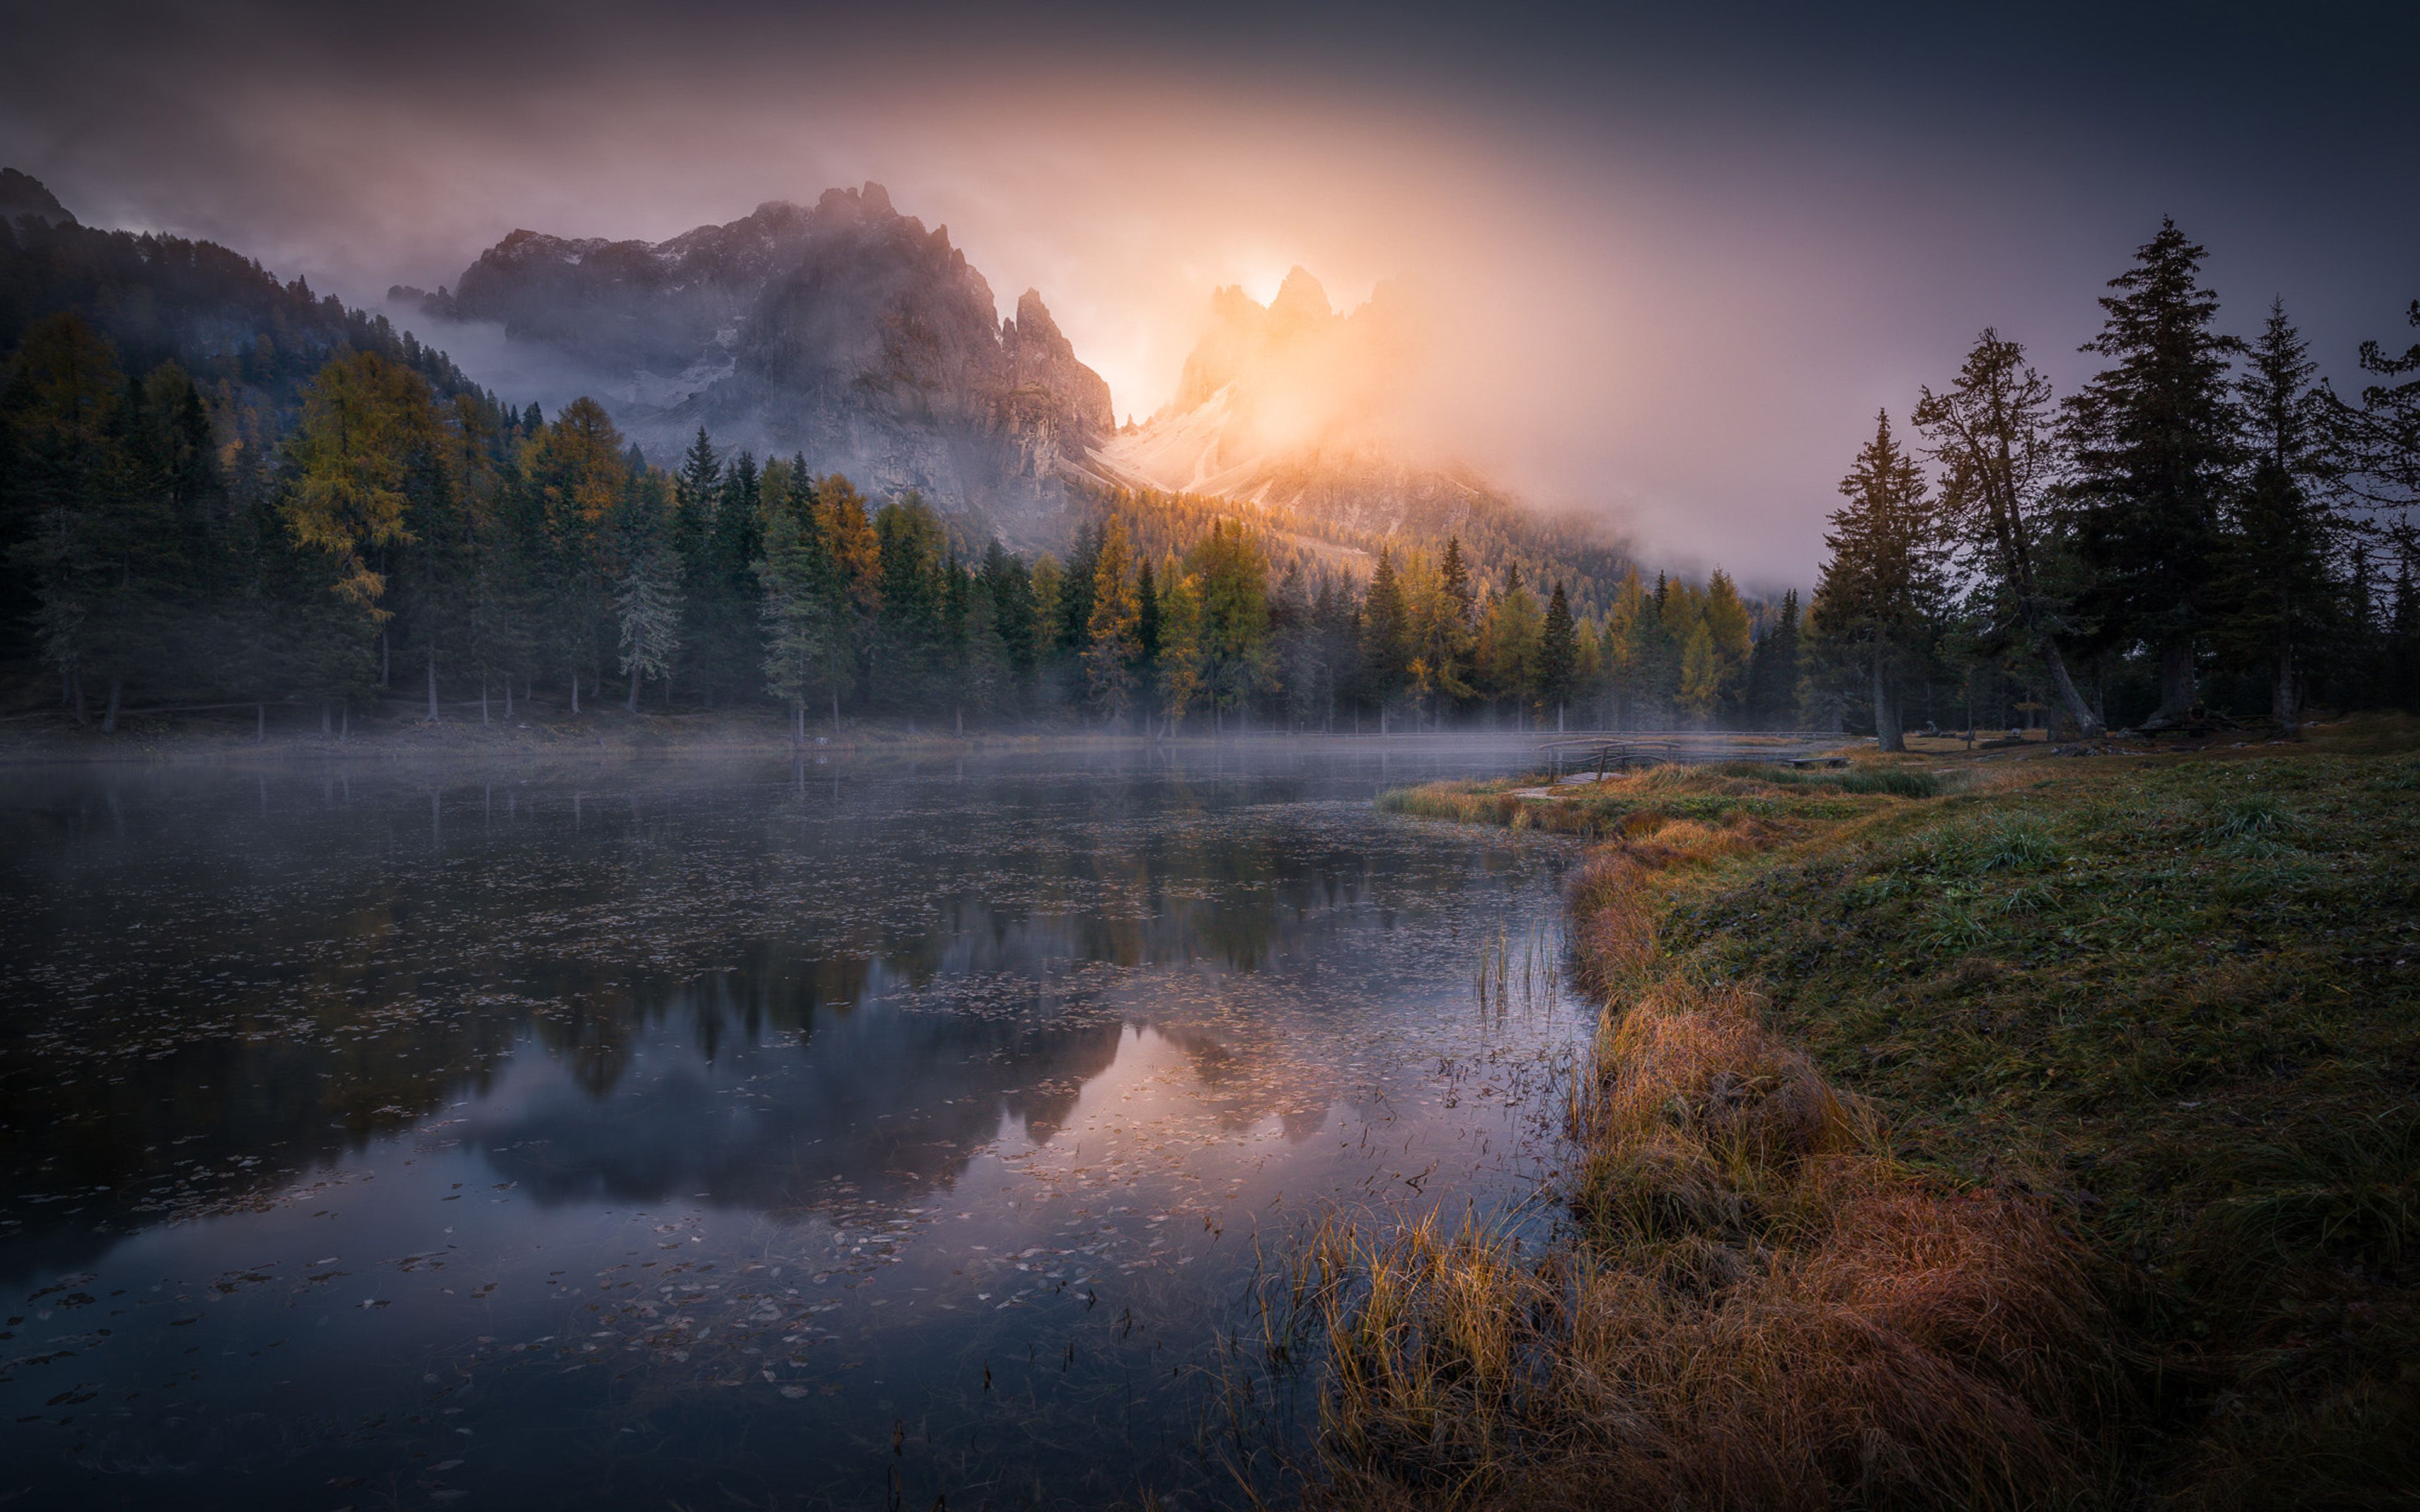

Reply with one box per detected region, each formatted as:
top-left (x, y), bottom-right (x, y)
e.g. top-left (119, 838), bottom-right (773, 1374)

top-left (1092, 266), bottom-right (1431, 505)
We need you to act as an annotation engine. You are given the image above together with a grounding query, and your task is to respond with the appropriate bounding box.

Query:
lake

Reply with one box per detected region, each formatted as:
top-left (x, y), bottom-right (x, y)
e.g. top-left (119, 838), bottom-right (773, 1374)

top-left (1, 743), bottom-right (1589, 1509)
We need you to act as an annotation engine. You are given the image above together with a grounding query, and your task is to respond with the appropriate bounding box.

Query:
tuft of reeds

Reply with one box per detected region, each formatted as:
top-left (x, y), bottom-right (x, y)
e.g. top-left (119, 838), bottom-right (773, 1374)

top-left (1298, 769), bottom-right (2106, 1510)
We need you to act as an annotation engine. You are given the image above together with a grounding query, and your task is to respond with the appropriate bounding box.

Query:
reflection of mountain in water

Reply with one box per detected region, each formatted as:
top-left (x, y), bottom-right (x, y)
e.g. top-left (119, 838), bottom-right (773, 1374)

top-left (0, 755), bottom-right (1527, 1278)
top-left (478, 981), bottom-right (1131, 1209)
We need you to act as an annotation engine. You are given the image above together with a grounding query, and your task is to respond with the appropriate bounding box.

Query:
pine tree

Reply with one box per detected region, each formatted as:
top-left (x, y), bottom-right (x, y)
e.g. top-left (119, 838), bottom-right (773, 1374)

top-left (1359, 546), bottom-right (1410, 714)
top-left (755, 491), bottom-right (850, 740)
top-left (1915, 330), bottom-right (2104, 735)
top-left (1695, 570), bottom-right (1752, 722)
top-left (2212, 301), bottom-right (2346, 731)
top-left (520, 396), bottom-right (628, 712)
top-left (1189, 519), bottom-right (1272, 729)
top-left (1439, 535), bottom-right (1474, 627)
top-left (5, 315), bottom-right (130, 722)
top-left (1084, 515), bottom-right (1142, 722)
top-left (614, 474), bottom-right (685, 711)
top-left (870, 496), bottom-right (947, 713)
top-left (2342, 300), bottom-right (2420, 512)
top-left (1810, 411), bottom-right (1944, 752)
top-left (2065, 219), bottom-right (2245, 723)
top-left (1477, 573), bottom-right (1543, 723)
top-left (1538, 579), bottom-right (1579, 727)
top-left (1743, 589), bottom-right (1804, 730)
top-left (1155, 564), bottom-right (1205, 733)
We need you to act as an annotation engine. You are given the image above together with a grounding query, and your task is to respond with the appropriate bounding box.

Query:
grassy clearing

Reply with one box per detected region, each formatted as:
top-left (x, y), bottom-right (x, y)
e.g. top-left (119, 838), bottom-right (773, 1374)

top-left (1319, 722), bottom-right (2420, 1508)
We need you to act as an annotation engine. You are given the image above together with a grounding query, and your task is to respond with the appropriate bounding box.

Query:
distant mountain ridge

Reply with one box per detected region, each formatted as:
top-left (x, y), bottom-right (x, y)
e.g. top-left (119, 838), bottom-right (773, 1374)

top-left (397, 183), bottom-right (1112, 545)
top-left (1096, 266), bottom-right (1634, 609)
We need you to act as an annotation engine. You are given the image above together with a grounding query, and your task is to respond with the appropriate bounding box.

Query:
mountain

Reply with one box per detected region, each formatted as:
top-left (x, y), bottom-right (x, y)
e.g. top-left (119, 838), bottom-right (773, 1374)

top-left (398, 183), bottom-right (1112, 542)
top-left (1095, 268), bottom-right (1633, 612)
top-left (0, 168), bottom-right (75, 229)
top-left (0, 170), bottom-right (489, 435)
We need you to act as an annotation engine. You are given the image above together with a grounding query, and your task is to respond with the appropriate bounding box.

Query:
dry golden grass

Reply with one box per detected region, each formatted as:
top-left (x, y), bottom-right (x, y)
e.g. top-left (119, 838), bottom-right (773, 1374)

top-left (1296, 791), bottom-right (2106, 1510)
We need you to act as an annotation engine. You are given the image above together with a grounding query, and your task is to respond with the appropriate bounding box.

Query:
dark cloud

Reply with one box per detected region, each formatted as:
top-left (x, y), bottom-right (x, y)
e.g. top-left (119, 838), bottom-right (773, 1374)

top-left (5, 0), bottom-right (2413, 580)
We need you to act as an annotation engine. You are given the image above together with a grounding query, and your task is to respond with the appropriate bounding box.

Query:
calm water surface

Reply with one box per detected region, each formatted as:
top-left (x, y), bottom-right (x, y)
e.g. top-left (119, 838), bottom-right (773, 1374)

top-left (1, 744), bottom-right (1588, 1509)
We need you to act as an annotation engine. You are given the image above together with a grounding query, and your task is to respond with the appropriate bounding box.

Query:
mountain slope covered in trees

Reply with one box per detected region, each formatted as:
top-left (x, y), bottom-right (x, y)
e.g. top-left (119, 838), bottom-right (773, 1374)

top-left (395, 183), bottom-right (1112, 547)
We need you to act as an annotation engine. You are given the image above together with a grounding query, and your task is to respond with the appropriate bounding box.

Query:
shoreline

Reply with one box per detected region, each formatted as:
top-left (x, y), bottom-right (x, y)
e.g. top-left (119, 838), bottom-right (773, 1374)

top-left (0, 710), bottom-right (1850, 768)
top-left (1323, 714), bottom-right (2420, 1507)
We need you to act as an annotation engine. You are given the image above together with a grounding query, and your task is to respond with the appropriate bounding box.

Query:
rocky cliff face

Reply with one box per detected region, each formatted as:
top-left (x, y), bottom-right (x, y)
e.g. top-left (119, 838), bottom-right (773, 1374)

top-left (1093, 266), bottom-right (1432, 524)
top-left (403, 184), bottom-right (1112, 541)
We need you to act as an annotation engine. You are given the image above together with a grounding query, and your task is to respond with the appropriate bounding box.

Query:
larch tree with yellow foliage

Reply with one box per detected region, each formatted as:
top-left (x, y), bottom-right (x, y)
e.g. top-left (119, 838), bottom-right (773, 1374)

top-left (1084, 515), bottom-right (1142, 722)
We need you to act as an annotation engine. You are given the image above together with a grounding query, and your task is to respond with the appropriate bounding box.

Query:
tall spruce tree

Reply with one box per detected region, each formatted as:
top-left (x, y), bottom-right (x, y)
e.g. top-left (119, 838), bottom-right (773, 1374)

top-left (2213, 301), bottom-right (2345, 731)
top-left (1743, 589), bottom-right (1804, 730)
top-left (1083, 515), bottom-right (1142, 723)
top-left (2064, 219), bottom-right (2245, 723)
top-left (1538, 580), bottom-right (1579, 728)
top-left (1359, 546), bottom-right (1410, 715)
top-left (1811, 411), bottom-right (1942, 752)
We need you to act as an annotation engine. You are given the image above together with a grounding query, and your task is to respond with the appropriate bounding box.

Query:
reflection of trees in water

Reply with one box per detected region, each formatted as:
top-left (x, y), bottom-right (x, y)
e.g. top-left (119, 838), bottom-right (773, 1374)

top-left (0, 755), bottom-right (1534, 1277)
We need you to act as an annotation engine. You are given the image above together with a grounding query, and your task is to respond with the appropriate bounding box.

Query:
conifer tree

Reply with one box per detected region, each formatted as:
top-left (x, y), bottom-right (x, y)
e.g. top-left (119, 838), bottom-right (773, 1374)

top-left (1539, 579), bottom-right (1579, 727)
top-left (2342, 300), bottom-right (2419, 513)
top-left (1155, 564), bottom-right (1204, 733)
top-left (521, 396), bottom-right (627, 712)
top-left (1915, 331), bottom-right (2104, 735)
top-left (1811, 410), bottom-right (1943, 751)
top-left (2065, 220), bottom-right (2245, 723)
top-left (1359, 546), bottom-right (1410, 714)
top-left (1084, 515), bottom-right (1142, 722)
top-left (1439, 535), bottom-right (1475, 627)
top-left (1743, 589), bottom-right (1805, 729)
top-left (1189, 519), bottom-right (1272, 729)
top-left (756, 488), bottom-right (850, 740)
top-left (614, 474), bottom-right (685, 711)
top-left (2213, 301), bottom-right (2346, 731)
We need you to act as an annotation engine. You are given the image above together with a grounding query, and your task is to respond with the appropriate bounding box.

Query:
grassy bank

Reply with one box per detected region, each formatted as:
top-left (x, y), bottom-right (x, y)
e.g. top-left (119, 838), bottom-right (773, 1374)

top-left (1318, 722), bottom-right (2418, 1508)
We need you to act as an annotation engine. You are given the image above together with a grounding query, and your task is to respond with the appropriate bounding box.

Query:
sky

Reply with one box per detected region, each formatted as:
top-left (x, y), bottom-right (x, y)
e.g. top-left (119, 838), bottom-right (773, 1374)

top-left (4, 0), bottom-right (2414, 585)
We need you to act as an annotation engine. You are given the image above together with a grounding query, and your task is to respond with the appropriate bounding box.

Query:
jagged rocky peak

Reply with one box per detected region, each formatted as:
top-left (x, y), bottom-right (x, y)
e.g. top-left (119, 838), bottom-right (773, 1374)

top-left (416, 181), bottom-right (1114, 542)
top-left (0, 168), bottom-right (76, 229)
top-left (1265, 266), bottom-right (1334, 328)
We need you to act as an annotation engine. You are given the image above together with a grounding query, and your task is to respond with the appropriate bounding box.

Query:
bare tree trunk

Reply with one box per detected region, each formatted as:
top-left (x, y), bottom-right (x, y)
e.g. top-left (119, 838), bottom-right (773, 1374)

top-left (426, 644), bottom-right (439, 723)
top-left (570, 665), bottom-right (580, 716)
top-left (626, 662), bottom-right (642, 714)
top-left (832, 689), bottom-right (841, 738)
top-left (341, 704), bottom-right (350, 741)
top-left (321, 700), bottom-right (331, 738)
top-left (2152, 639), bottom-right (2194, 725)
top-left (481, 670), bottom-right (490, 726)
top-left (1873, 660), bottom-right (1905, 753)
top-left (103, 679), bottom-right (122, 734)
top-left (2038, 639), bottom-right (2104, 737)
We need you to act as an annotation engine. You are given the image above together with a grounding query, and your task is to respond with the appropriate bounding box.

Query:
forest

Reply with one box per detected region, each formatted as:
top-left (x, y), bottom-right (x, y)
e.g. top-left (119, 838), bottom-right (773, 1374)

top-left (1814, 220), bottom-right (2419, 745)
top-left (1, 209), bottom-right (2414, 741)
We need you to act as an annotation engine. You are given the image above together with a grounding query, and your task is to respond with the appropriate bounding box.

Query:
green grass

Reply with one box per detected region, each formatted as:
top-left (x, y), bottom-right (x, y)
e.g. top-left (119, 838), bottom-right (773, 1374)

top-left (1378, 724), bottom-right (2420, 1506)
top-left (1378, 760), bottom-right (1948, 839)
top-left (1651, 748), bottom-right (2420, 1506)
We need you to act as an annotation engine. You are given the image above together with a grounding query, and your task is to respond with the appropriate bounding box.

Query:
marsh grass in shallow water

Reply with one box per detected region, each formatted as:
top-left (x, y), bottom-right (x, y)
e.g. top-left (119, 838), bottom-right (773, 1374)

top-left (1293, 778), bottom-right (2109, 1510)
